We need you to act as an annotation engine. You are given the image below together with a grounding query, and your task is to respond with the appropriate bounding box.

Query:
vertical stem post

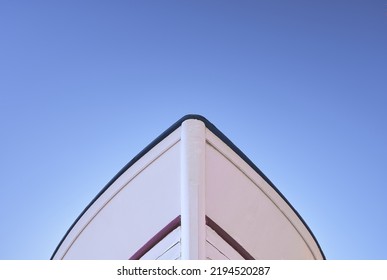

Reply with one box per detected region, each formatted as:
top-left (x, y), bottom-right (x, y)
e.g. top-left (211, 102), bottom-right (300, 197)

top-left (180, 119), bottom-right (206, 260)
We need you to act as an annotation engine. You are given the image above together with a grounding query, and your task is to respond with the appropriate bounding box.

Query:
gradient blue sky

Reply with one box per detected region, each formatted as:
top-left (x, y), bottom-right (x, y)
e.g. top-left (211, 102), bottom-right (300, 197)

top-left (1, 0), bottom-right (386, 260)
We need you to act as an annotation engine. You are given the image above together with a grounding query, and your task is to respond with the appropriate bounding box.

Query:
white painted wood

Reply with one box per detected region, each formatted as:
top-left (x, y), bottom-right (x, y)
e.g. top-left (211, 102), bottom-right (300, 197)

top-left (156, 242), bottom-right (181, 260)
top-left (140, 227), bottom-right (181, 260)
top-left (206, 226), bottom-right (244, 260)
top-left (205, 129), bottom-right (323, 259)
top-left (180, 119), bottom-right (206, 260)
top-left (53, 129), bottom-right (181, 259)
top-left (205, 135), bottom-right (320, 259)
top-left (206, 241), bottom-right (229, 260)
top-left (52, 116), bottom-right (323, 260)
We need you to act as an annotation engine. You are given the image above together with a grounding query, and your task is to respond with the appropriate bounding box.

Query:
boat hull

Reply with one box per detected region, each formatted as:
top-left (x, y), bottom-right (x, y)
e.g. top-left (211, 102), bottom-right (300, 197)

top-left (51, 115), bottom-right (324, 260)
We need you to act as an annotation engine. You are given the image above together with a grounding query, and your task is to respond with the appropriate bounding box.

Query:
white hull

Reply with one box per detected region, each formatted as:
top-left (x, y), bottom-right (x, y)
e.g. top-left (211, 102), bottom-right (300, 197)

top-left (52, 115), bottom-right (324, 260)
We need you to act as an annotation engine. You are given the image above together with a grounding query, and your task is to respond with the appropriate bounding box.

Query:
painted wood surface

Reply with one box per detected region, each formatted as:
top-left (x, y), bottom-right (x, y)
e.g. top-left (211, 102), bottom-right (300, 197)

top-left (52, 115), bottom-right (324, 260)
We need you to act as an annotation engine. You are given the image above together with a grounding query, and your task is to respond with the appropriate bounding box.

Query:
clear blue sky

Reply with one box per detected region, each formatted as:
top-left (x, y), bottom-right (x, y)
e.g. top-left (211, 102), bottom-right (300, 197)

top-left (0, 0), bottom-right (386, 260)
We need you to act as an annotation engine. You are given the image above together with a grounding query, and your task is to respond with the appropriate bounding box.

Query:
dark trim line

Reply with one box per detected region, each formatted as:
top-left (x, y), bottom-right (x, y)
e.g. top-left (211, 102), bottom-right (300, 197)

top-left (129, 216), bottom-right (181, 260)
top-left (51, 114), bottom-right (325, 260)
top-left (132, 215), bottom-right (255, 260)
top-left (206, 216), bottom-right (254, 260)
